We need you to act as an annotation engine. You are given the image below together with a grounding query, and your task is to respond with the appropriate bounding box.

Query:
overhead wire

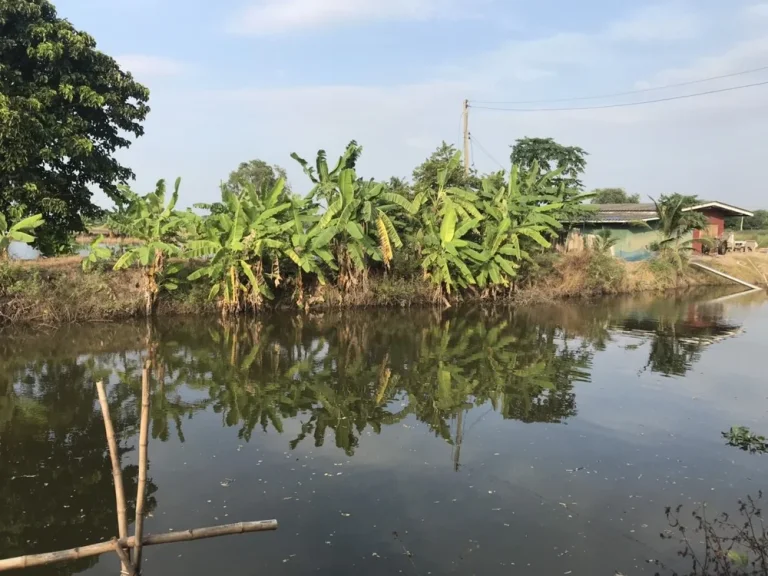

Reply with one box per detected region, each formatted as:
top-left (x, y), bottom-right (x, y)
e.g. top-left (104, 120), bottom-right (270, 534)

top-left (468, 133), bottom-right (505, 171)
top-left (471, 64), bottom-right (768, 105)
top-left (470, 79), bottom-right (768, 112)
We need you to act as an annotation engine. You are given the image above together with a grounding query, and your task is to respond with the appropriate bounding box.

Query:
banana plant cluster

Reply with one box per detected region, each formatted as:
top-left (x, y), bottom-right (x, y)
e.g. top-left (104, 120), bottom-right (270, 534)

top-left (416, 152), bottom-right (589, 303)
top-left (86, 141), bottom-right (593, 315)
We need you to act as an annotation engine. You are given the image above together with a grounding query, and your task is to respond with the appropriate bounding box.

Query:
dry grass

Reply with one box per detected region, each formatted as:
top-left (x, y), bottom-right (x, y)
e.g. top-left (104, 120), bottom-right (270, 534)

top-left (694, 252), bottom-right (768, 287)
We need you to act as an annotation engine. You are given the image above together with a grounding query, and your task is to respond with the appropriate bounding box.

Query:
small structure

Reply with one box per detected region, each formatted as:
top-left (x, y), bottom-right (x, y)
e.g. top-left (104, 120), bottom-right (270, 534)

top-left (568, 201), bottom-right (754, 261)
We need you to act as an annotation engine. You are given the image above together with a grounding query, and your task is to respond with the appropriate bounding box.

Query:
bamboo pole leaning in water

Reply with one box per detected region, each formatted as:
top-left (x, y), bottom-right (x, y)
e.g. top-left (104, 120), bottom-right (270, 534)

top-left (0, 521), bottom-right (279, 572)
top-left (95, 380), bottom-right (131, 576)
top-left (133, 361), bottom-right (151, 572)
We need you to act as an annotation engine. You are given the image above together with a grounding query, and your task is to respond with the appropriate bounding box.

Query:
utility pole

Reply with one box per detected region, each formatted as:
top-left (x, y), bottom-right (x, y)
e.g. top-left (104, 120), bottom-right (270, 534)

top-left (462, 99), bottom-right (470, 177)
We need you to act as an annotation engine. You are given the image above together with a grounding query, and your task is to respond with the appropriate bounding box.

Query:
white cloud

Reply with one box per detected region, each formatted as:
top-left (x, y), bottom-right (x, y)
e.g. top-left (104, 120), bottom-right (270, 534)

top-left (230, 0), bottom-right (458, 35)
top-left (744, 3), bottom-right (768, 17)
top-left (116, 55), bottom-right (187, 78)
top-left (644, 37), bottom-right (768, 84)
top-left (606, 3), bottom-right (702, 43)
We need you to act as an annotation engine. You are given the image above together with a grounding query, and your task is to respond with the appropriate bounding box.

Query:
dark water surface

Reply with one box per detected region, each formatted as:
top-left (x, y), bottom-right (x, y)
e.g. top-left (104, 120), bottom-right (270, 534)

top-left (2, 289), bottom-right (768, 575)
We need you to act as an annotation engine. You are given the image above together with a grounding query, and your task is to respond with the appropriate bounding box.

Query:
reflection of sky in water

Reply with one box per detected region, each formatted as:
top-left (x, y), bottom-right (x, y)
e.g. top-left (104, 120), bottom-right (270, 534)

top-left (1, 291), bottom-right (768, 576)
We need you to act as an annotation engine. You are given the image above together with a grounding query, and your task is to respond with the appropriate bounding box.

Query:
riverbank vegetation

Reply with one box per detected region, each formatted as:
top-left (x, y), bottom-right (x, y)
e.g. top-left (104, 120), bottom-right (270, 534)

top-left (0, 140), bottom-right (737, 325)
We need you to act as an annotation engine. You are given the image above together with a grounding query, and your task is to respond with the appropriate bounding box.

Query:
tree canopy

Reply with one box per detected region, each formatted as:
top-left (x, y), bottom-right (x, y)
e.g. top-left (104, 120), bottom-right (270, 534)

top-left (726, 209), bottom-right (768, 230)
top-left (412, 142), bottom-right (481, 195)
top-left (510, 137), bottom-right (588, 190)
top-left (590, 188), bottom-right (640, 204)
top-left (0, 0), bottom-right (149, 254)
top-left (222, 159), bottom-right (289, 197)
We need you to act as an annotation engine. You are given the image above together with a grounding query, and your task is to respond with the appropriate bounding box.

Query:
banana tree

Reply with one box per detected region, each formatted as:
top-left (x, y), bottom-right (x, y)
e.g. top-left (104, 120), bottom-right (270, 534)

top-left (187, 179), bottom-right (292, 314)
top-left (316, 169), bottom-right (413, 291)
top-left (282, 196), bottom-right (337, 308)
top-left (113, 178), bottom-right (190, 316)
top-left (0, 213), bottom-right (44, 259)
top-left (470, 165), bottom-right (567, 294)
top-left (291, 140), bottom-right (362, 203)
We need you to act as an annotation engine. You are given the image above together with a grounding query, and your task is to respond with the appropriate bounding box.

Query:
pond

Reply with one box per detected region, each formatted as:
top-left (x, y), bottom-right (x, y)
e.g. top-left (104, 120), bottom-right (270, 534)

top-left (1, 288), bottom-right (767, 575)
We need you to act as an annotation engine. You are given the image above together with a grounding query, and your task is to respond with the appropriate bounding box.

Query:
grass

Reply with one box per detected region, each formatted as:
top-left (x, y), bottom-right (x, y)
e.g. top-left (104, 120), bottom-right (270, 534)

top-left (0, 250), bottom-right (742, 326)
top-left (734, 229), bottom-right (768, 247)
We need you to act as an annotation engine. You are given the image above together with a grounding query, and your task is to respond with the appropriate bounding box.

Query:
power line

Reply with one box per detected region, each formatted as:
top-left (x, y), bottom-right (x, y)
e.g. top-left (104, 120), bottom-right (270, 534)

top-left (468, 133), bottom-right (505, 171)
top-left (471, 64), bottom-right (768, 105)
top-left (470, 79), bottom-right (768, 112)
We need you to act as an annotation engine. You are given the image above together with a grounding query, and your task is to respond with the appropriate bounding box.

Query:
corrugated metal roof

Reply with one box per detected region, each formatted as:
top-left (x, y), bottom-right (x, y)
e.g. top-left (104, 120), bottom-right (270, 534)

top-left (577, 204), bottom-right (657, 223)
top-left (574, 200), bottom-right (753, 223)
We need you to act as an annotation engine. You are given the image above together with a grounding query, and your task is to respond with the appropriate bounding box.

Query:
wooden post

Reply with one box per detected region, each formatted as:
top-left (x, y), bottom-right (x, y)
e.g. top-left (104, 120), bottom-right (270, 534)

top-left (133, 361), bottom-right (151, 571)
top-left (462, 99), bottom-right (470, 177)
top-left (0, 520), bottom-right (278, 572)
top-left (95, 381), bottom-right (130, 576)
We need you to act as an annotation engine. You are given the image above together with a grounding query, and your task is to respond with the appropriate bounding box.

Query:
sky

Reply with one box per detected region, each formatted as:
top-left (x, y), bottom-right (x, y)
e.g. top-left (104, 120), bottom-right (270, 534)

top-left (55, 0), bottom-right (768, 209)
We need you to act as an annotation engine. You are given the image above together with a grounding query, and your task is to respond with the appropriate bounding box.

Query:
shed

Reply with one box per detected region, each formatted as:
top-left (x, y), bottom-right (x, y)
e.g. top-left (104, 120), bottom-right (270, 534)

top-left (569, 201), bottom-right (754, 261)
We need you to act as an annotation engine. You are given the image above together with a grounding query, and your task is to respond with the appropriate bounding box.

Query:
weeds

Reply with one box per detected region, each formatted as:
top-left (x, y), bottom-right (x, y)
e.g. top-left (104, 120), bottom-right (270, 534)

top-left (653, 494), bottom-right (768, 576)
top-left (723, 427), bottom-right (768, 454)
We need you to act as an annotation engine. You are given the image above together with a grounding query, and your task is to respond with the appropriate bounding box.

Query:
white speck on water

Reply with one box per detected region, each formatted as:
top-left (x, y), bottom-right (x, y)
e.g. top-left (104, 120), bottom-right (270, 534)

top-left (372, 552), bottom-right (380, 558)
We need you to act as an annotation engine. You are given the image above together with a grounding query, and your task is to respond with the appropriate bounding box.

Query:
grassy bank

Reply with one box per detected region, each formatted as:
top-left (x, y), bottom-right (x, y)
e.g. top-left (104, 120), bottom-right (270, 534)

top-left (0, 251), bottom-right (741, 326)
top-left (735, 229), bottom-right (768, 248)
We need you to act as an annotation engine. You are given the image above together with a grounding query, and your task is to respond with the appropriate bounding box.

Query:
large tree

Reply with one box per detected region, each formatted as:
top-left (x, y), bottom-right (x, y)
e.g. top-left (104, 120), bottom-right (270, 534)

top-left (590, 188), bottom-right (640, 204)
top-left (222, 159), bottom-right (289, 196)
top-left (0, 0), bottom-right (149, 255)
top-left (412, 142), bottom-right (481, 195)
top-left (510, 137), bottom-right (588, 190)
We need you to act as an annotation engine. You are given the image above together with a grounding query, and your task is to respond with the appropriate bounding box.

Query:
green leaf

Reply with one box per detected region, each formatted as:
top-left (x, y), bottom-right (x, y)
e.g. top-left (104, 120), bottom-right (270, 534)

top-left (311, 227), bottom-right (338, 249)
top-left (518, 228), bottom-right (551, 248)
top-left (113, 251), bottom-right (137, 270)
top-left (440, 204), bottom-right (457, 243)
top-left (10, 214), bottom-right (44, 232)
top-left (8, 231), bottom-right (35, 243)
top-left (139, 245), bottom-right (151, 266)
top-left (0, 214), bottom-right (6, 233)
top-left (727, 551), bottom-right (749, 567)
top-left (208, 283), bottom-right (221, 301)
top-left (163, 282), bottom-right (178, 291)
top-left (240, 260), bottom-right (259, 290)
top-left (346, 221), bottom-right (364, 240)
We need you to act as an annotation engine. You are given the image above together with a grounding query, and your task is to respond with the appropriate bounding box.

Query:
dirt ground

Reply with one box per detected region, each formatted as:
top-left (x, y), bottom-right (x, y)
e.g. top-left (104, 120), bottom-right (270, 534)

top-left (693, 251), bottom-right (768, 287)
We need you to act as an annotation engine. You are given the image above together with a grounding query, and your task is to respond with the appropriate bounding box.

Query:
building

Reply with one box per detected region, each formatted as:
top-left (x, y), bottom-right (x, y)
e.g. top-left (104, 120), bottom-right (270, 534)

top-left (569, 201), bottom-right (754, 261)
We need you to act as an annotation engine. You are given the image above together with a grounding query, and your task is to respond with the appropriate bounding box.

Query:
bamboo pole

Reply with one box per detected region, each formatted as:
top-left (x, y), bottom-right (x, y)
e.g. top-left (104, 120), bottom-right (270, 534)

top-left (0, 520), bottom-right (278, 572)
top-left (112, 541), bottom-right (136, 576)
top-left (95, 380), bottom-right (130, 575)
top-left (133, 361), bottom-right (151, 571)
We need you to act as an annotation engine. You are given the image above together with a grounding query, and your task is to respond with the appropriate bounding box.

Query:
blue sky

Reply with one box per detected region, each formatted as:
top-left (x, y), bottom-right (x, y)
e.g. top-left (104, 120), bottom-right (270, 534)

top-left (56, 0), bottom-right (768, 208)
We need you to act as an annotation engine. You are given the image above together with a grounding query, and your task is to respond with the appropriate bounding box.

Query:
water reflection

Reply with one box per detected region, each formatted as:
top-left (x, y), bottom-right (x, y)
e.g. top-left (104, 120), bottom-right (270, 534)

top-left (0, 291), bottom-right (754, 574)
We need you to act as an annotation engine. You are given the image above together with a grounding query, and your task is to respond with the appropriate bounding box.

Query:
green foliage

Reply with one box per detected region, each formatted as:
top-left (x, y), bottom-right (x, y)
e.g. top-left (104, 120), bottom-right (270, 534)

top-left (585, 252), bottom-right (625, 294)
top-left (412, 142), bottom-right (481, 195)
top-left (510, 137), bottom-right (588, 190)
top-left (0, 0), bottom-right (149, 255)
top-left (291, 140), bottom-right (362, 201)
top-left (592, 229), bottom-right (618, 253)
top-left (81, 235), bottom-right (111, 272)
top-left (112, 178), bottom-right (192, 314)
top-left (590, 188), bottom-right (640, 204)
top-left (415, 151), bottom-right (592, 301)
top-left (187, 178), bottom-right (292, 313)
top-left (722, 426), bottom-right (768, 454)
top-left (220, 159), bottom-right (290, 198)
top-left (726, 209), bottom-right (768, 230)
top-left (0, 213), bottom-right (44, 258)
top-left (650, 195), bottom-right (709, 272)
